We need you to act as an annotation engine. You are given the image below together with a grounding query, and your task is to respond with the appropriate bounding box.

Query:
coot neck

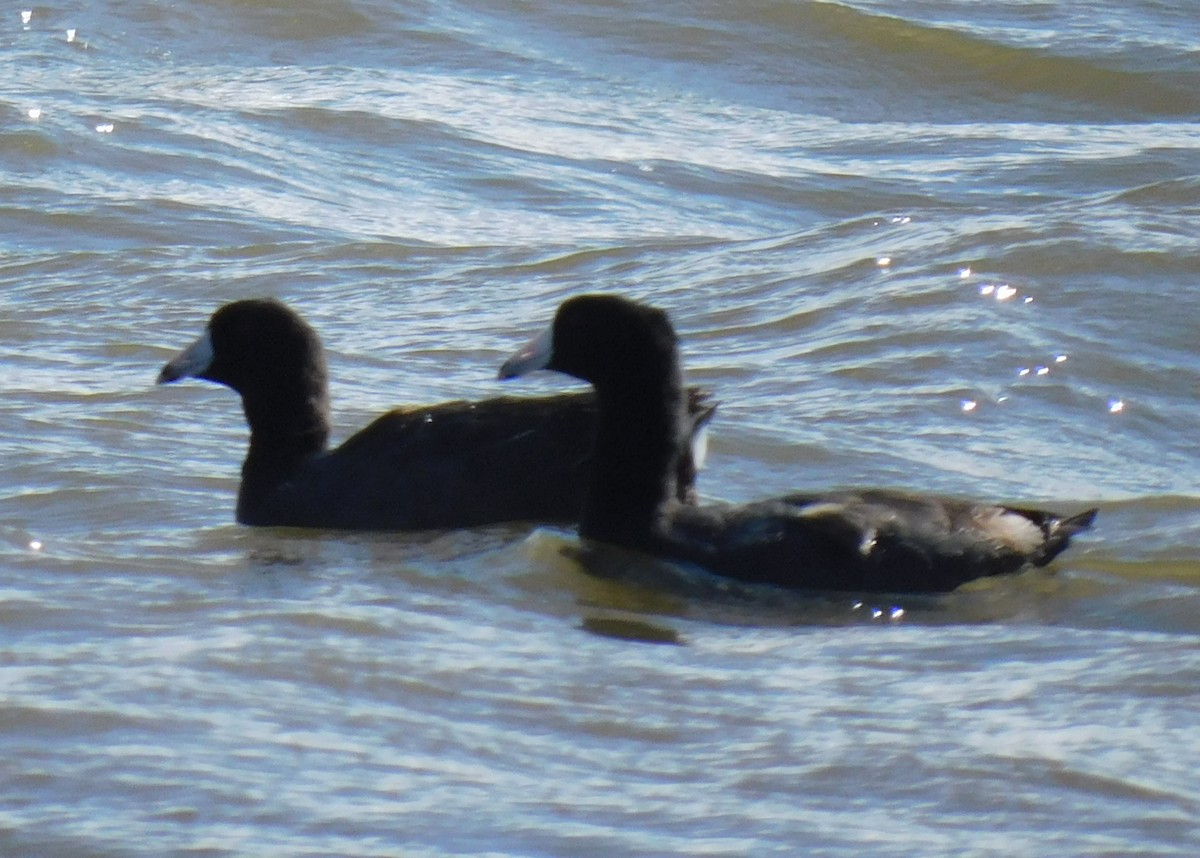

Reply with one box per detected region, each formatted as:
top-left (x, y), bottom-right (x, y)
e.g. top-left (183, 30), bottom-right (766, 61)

top-left (580, 361), bottom-right (687, 544)
top-left (237, 378), bottom-right (330, 510)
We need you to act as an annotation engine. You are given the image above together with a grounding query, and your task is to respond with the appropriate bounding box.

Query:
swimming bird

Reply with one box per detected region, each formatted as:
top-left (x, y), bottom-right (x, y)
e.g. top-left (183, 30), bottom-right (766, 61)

top-left (158, 298), bottom-right (714, 530)
top-left (499, 294), bottom-right (1096, 594)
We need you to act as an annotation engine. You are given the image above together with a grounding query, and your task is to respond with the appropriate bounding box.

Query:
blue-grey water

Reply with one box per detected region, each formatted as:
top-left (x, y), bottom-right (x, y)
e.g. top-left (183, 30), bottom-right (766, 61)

top-left (2, 1), bottom-right (1199, 855)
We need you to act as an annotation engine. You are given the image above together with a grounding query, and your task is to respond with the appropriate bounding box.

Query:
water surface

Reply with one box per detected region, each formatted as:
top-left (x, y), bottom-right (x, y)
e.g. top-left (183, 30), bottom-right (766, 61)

top-left (2, 1), bottom-right (1199, 855)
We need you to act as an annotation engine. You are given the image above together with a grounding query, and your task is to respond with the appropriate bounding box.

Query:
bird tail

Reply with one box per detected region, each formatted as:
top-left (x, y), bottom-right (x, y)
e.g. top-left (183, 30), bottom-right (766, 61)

top-left (676, 388), bottom-right (718, 504)
top-left (1030, 507), bottom-right (1098, 566)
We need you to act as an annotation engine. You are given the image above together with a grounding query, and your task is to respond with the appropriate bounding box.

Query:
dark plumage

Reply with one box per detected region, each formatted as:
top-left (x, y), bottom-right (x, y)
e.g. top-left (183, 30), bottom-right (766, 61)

top-left (157, 298), bottom-right (714, 530)
top-left (499, 294), bottom-right (1097, 594)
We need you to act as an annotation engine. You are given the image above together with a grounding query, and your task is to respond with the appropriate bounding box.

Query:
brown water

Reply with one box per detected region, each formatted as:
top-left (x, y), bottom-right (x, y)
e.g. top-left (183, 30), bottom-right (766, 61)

top-left (2, 1), bottom-right (1199, 855)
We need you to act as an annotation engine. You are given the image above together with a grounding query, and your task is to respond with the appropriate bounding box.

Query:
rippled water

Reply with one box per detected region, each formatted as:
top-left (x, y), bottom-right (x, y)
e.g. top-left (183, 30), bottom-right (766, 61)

top-left (2, 1), bottom-right (1199, 855)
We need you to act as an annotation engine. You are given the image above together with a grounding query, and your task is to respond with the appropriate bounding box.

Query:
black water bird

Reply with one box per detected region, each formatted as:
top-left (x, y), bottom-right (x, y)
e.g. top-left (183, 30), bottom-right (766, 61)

top-left (157, 298), bottom-right (714, 529)
top-left (499, 294), bottom-right (1096, 594)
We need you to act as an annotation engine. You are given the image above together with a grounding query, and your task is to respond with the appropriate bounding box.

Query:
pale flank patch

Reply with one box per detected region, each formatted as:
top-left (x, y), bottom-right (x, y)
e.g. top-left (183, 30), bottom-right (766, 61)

top-left (796, 502), bottom-right (847, 519)
top-left (976, 508), bottom-right (1043, 553)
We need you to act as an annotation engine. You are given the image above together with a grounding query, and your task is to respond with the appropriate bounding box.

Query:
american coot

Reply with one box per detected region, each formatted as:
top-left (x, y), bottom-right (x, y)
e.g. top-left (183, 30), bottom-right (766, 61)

top-left (158, 299), bottom-right (715, 530)
top-left (499, 294), bottom-right (1097, 594)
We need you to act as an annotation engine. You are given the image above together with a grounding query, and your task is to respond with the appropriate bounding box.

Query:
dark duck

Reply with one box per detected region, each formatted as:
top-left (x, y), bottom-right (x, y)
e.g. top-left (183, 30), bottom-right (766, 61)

top-left (158, 298), bottom-right (714, 530)
top-left (499, 294), bottom-right (1096, 594)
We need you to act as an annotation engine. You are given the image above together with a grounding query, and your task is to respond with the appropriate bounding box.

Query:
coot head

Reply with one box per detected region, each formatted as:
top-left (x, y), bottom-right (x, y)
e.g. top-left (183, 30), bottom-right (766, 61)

top-left (499, 294), bottom-right (677, 389)
top-left (157, 298), bottom-right (328, 398)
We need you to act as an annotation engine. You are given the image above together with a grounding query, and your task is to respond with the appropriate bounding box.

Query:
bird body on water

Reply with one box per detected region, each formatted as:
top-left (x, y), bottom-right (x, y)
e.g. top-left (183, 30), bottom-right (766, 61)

top-left (158, 298), bottom-right (714, 530)
top-left (500, 294), bottom-right (1096, 594)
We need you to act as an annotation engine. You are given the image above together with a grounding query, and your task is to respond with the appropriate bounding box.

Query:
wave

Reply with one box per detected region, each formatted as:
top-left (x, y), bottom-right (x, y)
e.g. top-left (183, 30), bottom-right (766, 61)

top-left (781, 0), bottom-right (1200, 119)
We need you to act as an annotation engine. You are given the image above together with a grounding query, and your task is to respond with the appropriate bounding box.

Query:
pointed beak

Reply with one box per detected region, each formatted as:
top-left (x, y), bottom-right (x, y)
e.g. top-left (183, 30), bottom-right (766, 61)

top-left (498, 323), bottom-right (553, 380)
top-left (158, 329), bottom-right (214, 384)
